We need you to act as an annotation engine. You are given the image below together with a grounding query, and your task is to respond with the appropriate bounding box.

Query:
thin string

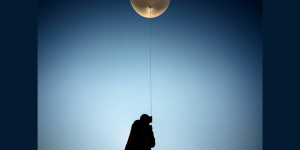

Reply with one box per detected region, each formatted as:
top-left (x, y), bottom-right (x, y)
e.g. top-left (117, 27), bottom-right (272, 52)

top-left (149, 7), bottom-right (152, 117)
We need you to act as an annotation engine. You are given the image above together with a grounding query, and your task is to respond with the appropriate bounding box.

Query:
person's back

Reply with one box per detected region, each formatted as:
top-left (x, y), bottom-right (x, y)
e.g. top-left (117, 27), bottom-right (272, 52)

top-left (125, 114), bottom-right (155, 150)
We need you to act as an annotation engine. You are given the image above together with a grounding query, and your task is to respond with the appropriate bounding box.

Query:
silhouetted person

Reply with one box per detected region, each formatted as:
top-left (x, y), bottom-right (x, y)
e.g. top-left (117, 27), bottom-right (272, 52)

top-left (125, 114), bottom-right (155, 150)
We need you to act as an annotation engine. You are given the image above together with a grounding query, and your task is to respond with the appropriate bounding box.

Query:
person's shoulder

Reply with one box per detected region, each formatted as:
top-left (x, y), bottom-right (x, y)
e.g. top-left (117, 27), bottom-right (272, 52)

top-left (132, 120), bottom-right (141, 128)
top-left (133, 120), bottom-right (140, 125)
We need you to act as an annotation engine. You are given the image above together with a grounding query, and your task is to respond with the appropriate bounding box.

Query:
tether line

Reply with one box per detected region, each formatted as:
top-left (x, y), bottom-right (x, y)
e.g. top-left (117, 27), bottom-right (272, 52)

top-left (149, 7), bottom-right (152, 117)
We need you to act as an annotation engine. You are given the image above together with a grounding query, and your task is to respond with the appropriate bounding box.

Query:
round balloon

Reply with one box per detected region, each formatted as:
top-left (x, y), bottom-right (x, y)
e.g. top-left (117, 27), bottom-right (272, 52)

top-left (130, 0), bottom-right (170, 18)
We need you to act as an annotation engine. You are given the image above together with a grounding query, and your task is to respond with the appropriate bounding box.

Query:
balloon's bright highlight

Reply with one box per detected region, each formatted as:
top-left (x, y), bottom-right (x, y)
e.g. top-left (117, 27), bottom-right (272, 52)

top-left (130, 0), bottom-right (170, 18)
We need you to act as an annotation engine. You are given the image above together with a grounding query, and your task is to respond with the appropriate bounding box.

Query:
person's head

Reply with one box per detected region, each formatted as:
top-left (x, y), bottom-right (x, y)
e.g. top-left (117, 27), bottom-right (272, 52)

top-left (140, 114), bottom-right (152, 124)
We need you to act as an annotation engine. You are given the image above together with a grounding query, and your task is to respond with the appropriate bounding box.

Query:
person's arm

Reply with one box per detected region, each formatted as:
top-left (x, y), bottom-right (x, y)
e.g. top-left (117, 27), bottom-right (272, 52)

top-left (148, 125), bottom-right (155, 148)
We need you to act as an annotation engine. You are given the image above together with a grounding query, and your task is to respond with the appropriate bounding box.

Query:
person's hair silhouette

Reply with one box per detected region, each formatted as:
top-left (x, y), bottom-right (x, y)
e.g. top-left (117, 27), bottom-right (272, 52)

top-left (125, 114), bottom-right (155, 150)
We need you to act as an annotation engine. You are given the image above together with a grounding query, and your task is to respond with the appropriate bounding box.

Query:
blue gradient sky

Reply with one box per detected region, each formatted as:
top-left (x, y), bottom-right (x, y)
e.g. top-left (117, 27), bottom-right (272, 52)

top-left (38, 0), bottom-right (262, 150)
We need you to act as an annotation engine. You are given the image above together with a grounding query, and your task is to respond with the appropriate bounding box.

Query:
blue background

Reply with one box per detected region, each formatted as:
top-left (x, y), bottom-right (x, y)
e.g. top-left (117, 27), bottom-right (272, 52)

top-left (38, 0), bottom-right (262, 150)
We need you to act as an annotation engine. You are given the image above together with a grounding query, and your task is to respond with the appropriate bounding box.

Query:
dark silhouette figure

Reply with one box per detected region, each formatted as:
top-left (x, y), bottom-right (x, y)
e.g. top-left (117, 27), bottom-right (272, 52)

top-left (125, 114), bottom-right (155, 150)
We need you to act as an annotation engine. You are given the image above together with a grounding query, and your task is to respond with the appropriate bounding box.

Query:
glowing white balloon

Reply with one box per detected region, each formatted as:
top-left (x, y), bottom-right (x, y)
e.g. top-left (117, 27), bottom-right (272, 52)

top-left (130, 0), bottom-right (170, 18)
